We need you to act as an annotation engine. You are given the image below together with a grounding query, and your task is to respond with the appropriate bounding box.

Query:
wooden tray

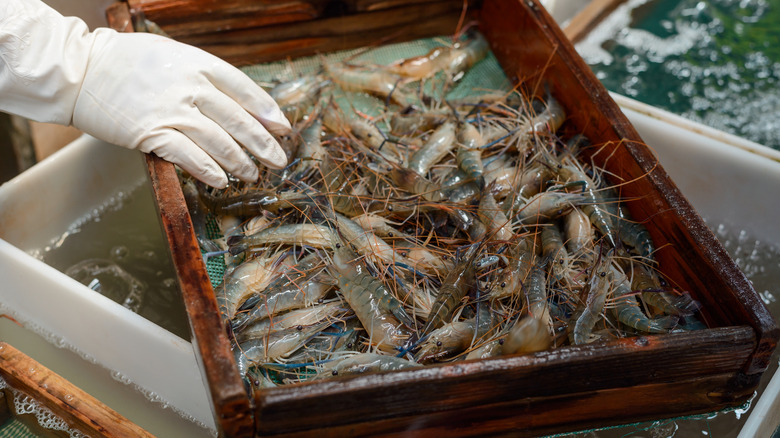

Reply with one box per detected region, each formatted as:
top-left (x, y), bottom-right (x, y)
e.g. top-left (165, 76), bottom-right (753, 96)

top-left (106, 1), bottom-right (778, 436)
top-left (0, 342), bottom-right (155, 438)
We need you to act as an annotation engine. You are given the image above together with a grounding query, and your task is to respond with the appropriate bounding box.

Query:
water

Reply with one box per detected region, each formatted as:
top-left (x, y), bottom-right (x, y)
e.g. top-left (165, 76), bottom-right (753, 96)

top-left (567, 222), bottom-right (780, 437)
top-left (32, 179), bottom-right (191, 340)
top-left (576, 0), bottom-right (780, 149)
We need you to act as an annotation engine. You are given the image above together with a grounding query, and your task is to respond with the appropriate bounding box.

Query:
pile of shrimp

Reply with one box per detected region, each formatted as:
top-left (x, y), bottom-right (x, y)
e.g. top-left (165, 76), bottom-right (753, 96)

top-left (181, 31), bottom-right (702, 392)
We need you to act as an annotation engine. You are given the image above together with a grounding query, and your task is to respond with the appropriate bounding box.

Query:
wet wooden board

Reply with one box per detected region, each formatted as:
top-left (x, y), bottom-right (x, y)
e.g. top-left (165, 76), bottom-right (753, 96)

top-left (106, 0), bottom-right (778, 436)
top-left (126, 0), bottom-right (469, 66)
top-left (0, 342), bottom-right (155, 438)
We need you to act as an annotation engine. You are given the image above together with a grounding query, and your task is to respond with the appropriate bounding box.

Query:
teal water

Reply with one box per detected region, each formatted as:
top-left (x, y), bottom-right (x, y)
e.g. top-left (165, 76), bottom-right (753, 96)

top-left (577, 0), bottom-right (780, 149)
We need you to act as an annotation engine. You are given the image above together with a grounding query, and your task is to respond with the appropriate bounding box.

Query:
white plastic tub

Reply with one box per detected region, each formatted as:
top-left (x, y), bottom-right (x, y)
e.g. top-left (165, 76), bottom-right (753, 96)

top-left (0, 136), bottom-right (215, 436)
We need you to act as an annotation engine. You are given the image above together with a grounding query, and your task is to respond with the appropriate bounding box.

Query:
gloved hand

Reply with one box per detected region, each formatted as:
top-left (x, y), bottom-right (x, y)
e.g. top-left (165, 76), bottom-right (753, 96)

top-left (0, 0), bottom-right (290, 188)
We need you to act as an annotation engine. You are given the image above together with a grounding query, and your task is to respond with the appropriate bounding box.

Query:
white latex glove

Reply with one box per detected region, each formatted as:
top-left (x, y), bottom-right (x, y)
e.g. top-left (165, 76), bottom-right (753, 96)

top-left (0, 0), bottom-right (290, 188)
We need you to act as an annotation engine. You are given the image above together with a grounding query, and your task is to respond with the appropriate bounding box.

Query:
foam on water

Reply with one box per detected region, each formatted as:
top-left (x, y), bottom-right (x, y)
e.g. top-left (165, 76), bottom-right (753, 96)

top-left (576, 0), bottom-right (780, 149)
top-left (0, 304), bottom-right (216, 436)
top-left (0, 375), bottom-right (88, 438)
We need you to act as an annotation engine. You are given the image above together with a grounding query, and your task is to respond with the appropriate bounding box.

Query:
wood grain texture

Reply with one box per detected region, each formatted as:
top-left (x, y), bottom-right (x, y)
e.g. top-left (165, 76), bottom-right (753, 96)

top-left (258, 373), bottom-right (750, 437)
top-left (144, 156), bottom-right (255, 438)
top-left (0, 342), bottom-right (155, 437)
top-left (255, 327), bottom-right (756, 435)
top-left (126, 0), bottom-right (468, 65)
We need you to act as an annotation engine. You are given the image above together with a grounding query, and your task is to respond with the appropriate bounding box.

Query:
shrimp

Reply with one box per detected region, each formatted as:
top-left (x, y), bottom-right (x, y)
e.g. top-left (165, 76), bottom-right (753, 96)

top-left (456, 121), bottom-right (485, 189)
top-left (563, 207), bottom-right (594, 253)
top-left (228, 224), bottom-right (337, 255)
top-left (609, 264), bottom-right (677, 334)
top-left (216, 252), bottom-right (285, 326)
top-left (199, 187), bottom-right (314, 217)
top-left (524, 256), bottom-right (550, 326)
top-left (616, 203), bottom-right (655, 261)
top-left (407, 121), bottom-right (456, 176)
top-left (631, 263), bottom-right (699, 317)
top-left (417, 304), bottom-right (494, 363)
top-left (487, 163), bottom-right (549, 201)
top-left (384, 31), bottom-right (488, 81)
top-left (231, 253), bottom-right (335, 332)
top-left (420, 245), bottom-right (480, 336)
top-left (288, 116), bottom-right (326, 181)
top-left (541, 223), bottom-right (570, 282)
top-left (237, 301), bottom-right (345, 343)
top-left (234, 320), bottom-right (330, 378)
top-left (491, 235), bottom-right (537, 300)
top-left (502, 315), bottom-right (552, 355)
top-left (323, 61), bottom-right (414, 106)
top-left (268, 74), bottom-right (329, 124)
top-left (514, 192), bottom-right (585, 225)
top-left (571, 250), bottom-right (612, 344)
top-left (517, 95), bottom-right (566, 154)
top-left (331, 243), bottom-right (412, 352)
top-left (322, 352), bottom-right (420, 377)
top-left (389, 167), bottom-right (447, 202)
top-left (332, 212), bottom-right (417, 270)
top-left (478, 191), bottom-right (513, 242)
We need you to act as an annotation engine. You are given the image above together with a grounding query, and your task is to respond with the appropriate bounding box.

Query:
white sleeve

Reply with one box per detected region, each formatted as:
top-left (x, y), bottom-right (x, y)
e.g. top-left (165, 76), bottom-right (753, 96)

top-left (0, 0), bottom-right (95, 124)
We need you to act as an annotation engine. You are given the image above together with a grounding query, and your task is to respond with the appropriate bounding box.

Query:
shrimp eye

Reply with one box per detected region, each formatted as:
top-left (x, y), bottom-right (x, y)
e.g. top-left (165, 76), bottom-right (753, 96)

top-left (388, 232), bottom-right (394, 237)
top-left (296, 325), bottom-right (303, 331)
top-left (436, 341), bottom-right (443, 347)
top-left (254, 380), bottom-right (260, 386)
top-left (600, 271), bottom-right (606, 277)
top-left (387, 205), bottom-right (393, 211)
top-left (336, 243), bottom-right (341, 248)
top-left (347, 342), bottom-right (353, 348)
top-left (500, 282), bottom-right (507, 288)
top-left (498, 338), bottom-right (505, 345)
top-left (559, 259), bottom-right (564, 264)
top-left (318, 298), bottom-right (325, 303)
top-left (332, 370), bottom-right (339, 376)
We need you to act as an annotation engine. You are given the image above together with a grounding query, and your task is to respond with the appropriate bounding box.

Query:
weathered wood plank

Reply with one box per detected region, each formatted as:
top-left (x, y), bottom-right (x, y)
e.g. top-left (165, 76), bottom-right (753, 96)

top-left (144, 155), bottom-right (254, 438)
top-left (258, 372), bottom-right (752, 437)
top-left (255, 327), bottom-right (756, 433)
top-left (0, 342), bottom-right (155, 438)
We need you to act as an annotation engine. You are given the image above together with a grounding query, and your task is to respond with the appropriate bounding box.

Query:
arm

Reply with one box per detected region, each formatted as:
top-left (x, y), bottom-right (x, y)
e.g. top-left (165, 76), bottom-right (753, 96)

top-left (0, 0), bottom-right (290, 188)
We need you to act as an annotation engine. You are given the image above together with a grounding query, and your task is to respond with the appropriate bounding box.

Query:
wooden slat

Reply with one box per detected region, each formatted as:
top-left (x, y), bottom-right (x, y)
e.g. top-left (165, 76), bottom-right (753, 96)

top-left (563, 0), bottom-right (628, 44)
top-left (0, 342), bottom-right (155, 438)
top-left (144, 155), bottom-right (255, 438)
top-left (259, 372), bottom-right (750, 437)
top-left (174, 2), bottom-right (466, 65)
top-left (256, 327), bottom-right (756, 434)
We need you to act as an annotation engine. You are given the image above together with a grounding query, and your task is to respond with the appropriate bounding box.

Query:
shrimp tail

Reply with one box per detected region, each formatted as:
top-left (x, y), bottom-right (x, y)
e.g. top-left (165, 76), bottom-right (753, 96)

top-left (668, 292), bottom-right (701, 317)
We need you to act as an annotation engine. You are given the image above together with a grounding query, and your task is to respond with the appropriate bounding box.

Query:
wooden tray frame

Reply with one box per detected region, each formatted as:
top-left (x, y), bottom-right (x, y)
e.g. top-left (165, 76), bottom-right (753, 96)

top-left (106, 1), bottom-right (778, 436)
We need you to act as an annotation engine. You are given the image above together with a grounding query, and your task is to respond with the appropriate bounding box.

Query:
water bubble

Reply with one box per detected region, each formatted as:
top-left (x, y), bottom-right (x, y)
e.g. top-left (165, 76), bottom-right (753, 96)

top-left (110, 245), bottom-right (129, 261)
top-left (65, 259), bottom-right (146, 313)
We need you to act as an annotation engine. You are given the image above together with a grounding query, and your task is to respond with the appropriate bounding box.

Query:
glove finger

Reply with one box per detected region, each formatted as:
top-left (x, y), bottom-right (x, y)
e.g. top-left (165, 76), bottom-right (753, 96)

top-left (140, 130), bottom-right (229, 189)
top-left (205, 63), bottom-right (292, 136)
top-left (171, 109), bottom-right (261, 183)
top-left (195, 90), bottom-right (288, 170)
